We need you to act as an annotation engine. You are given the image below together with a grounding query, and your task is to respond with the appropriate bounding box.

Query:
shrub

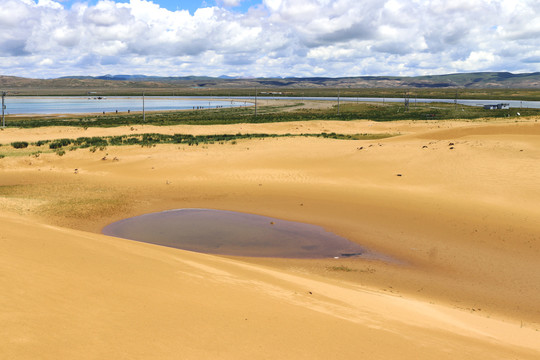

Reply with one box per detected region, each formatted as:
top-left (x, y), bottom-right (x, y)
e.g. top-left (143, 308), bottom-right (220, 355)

top-left (85, 137), bottom-right (108, 147)
top-left (126, 137), bottom-right (141, 145)
top-left (327, 266), bottom-right (356, 272)
top-left (11, 141), bottom-right (29, 149)
top-left (49, 138), bottom-right (72, 149)
top-left (35, 140), bottom-right (49, 147)
top-left (109, 136), bottom-right (124, 146)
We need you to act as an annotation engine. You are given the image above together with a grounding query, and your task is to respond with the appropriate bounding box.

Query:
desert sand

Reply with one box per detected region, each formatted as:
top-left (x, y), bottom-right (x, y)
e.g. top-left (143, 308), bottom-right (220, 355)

top-left (1, 113), bottom-right (539, 359)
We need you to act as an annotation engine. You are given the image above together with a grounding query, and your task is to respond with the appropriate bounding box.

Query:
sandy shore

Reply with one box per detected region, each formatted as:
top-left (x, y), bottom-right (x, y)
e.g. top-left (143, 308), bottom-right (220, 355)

top-left (1, 116), bottom-right (539, 359)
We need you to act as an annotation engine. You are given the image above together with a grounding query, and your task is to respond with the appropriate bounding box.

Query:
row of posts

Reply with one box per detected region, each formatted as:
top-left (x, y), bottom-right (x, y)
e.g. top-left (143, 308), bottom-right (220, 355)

top-left (0, 90), bottom-right (530, 126)
top-left (0, 89), bottom-right (348, 124)
top-left (0, 90), bottom-right (442, 125)
top-left (2, 91), bottom-right (6, 128)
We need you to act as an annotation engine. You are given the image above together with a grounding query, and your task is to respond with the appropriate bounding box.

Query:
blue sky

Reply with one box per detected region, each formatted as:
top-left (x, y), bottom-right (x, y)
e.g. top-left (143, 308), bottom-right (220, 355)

top-left (2, 0), bottom-right (539, 78)
top-left (60, 0), bottom-right (261, 13)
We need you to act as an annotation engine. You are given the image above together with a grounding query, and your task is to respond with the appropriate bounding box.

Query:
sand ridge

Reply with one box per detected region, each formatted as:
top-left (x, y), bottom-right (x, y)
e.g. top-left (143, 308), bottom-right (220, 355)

top-left (1, 116), bottom-right (540, 358)
top-left (1, 213), bottom-right (539, 359)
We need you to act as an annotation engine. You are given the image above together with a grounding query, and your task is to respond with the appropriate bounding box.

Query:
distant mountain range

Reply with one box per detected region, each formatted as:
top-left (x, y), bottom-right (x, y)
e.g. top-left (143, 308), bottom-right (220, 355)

top-left (2, 72), bottom-right (540, 90)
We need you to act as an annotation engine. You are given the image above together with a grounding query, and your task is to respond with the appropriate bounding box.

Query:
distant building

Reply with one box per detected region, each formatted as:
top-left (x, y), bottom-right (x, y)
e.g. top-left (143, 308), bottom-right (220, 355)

top-left (484, 103), bottom-right (510, 110)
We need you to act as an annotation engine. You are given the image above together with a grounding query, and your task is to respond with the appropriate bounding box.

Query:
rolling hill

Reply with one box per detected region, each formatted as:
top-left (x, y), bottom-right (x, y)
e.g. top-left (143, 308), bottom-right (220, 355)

top-left (1, 72), bottom-right (539, 90)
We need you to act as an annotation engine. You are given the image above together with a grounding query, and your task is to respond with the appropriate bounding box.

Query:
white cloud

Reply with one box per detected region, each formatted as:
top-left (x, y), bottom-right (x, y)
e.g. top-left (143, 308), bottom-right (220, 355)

top-left (0, 0), bottom-right (539, 78)
top-left (38, 58), bottom-right (54, 66)
top-left (452, 51), bottom-right (498, 71)
top-left (218, 0), bottom-right (243, 7)
top-left (36, 0), bottom-right (63, 9)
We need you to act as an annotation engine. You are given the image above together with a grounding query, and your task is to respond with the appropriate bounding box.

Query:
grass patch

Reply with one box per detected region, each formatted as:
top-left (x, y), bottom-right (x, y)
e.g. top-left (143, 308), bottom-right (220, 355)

top-left (9, 87), bottom-right (540, 101)
top-left (0, 182), bottom-right (131, 223)
top-left (327, 265), bottom-right (356, 272)
top-left (0, 146), bottom-right (52, 158)
top-left (4, 101), bottom-right (538, 129)
top-left (317, 132), bottom-right (392, 140)
top-left (0, 132), bottom-right (396, 158)
top-left (40, 196), bottom-right (128, 220)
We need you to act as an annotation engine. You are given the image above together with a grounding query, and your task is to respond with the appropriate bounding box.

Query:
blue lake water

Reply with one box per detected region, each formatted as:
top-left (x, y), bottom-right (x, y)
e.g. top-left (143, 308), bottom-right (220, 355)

top-left (4, 97), bottom-right (249, 115)
top-left (102, 209), bottom-right (380, 259)
top-left (3, 96), bottom-right (539, 115)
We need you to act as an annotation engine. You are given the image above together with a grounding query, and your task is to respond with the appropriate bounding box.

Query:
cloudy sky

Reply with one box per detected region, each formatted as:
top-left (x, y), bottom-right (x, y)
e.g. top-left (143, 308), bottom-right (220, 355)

top-left (1, 0), bottom-right (539, 78)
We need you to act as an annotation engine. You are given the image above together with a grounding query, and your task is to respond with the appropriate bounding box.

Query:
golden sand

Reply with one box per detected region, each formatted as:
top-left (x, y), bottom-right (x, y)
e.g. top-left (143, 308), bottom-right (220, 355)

top-left (1, 116), bottom-right (539, 359)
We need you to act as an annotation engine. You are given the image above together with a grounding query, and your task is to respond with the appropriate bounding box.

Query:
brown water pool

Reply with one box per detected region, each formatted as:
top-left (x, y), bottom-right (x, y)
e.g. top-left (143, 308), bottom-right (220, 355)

top-left (102, 209), bottom-right (372, 259)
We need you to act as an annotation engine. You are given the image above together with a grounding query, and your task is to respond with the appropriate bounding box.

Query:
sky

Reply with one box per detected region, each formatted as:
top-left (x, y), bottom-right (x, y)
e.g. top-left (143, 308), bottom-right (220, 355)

top-left (1, 0), bottom-right (539, 78)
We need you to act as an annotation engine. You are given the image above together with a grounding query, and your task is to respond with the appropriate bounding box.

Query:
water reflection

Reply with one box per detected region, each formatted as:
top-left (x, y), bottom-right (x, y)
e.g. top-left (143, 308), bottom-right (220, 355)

top-left (102, 209), bottom-right (368, 259)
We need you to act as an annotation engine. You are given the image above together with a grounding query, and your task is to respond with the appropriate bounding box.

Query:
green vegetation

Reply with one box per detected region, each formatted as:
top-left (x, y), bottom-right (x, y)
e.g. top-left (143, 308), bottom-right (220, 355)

top-left (47, 132), bottom-right (393, 149)
top-left (49, 138), bottom-right (72, 149)
top-left (253, 87), bottom-right (540, 101)
top-left (327, 265), bottom-right (356, 272)
top-left (4, 72), bottom-right (540, 99)
top-left (5, 101), bottom-right (537, 129)
top-left (9, 86), bottom-right (540, 101)
top-left (0, 132), bottom-right (395, 158)
top-left (11, 141), bottom-right (29, 149)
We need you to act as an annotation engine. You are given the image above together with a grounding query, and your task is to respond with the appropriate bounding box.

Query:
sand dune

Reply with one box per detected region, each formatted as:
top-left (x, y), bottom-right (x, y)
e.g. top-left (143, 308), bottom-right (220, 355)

top-left (1, 116), bottom-right (539, 358)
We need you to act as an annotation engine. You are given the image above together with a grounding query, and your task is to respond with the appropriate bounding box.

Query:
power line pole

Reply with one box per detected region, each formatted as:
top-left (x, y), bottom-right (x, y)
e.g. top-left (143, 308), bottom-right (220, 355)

top-left (1, 91), bottom-right (6, 128)
top-left (254, 87), bottom-right (257, 117)
top-left (337, 90), bottom-right (340, 116)
top-left (142, 92), bottom-right (145, 122)
top-left (404, 90), bottom-right (409, 111)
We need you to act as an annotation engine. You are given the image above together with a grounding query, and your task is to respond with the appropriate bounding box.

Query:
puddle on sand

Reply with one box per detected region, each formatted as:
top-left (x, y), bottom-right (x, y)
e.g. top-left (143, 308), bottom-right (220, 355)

top-left (103, 209), bottom-right (382, 259)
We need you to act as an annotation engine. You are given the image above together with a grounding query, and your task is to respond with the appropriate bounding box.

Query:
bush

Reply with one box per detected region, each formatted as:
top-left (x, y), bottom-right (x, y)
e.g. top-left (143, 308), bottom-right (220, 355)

top-left (49, 138), bottom-right (72, 149)
top-left (109, 136), bottom-right (124, 146)
top-left (83, 137), bottom-right (108, 147)
top-left (11, 141), bottom-right (29, 149)
top-left (126, 137), bottom-right (141, 145)
top-left (35, 140), bottom-right (49, 147)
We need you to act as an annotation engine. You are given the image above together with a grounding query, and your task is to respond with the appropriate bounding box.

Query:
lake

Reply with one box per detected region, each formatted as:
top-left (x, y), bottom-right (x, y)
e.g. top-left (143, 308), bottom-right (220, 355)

top-left (102, 209), bottom-right (379, 259)
top-left (3, 96), bottom-right (539, 115)
top-left (4, 96), bottom-right (249, 115)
